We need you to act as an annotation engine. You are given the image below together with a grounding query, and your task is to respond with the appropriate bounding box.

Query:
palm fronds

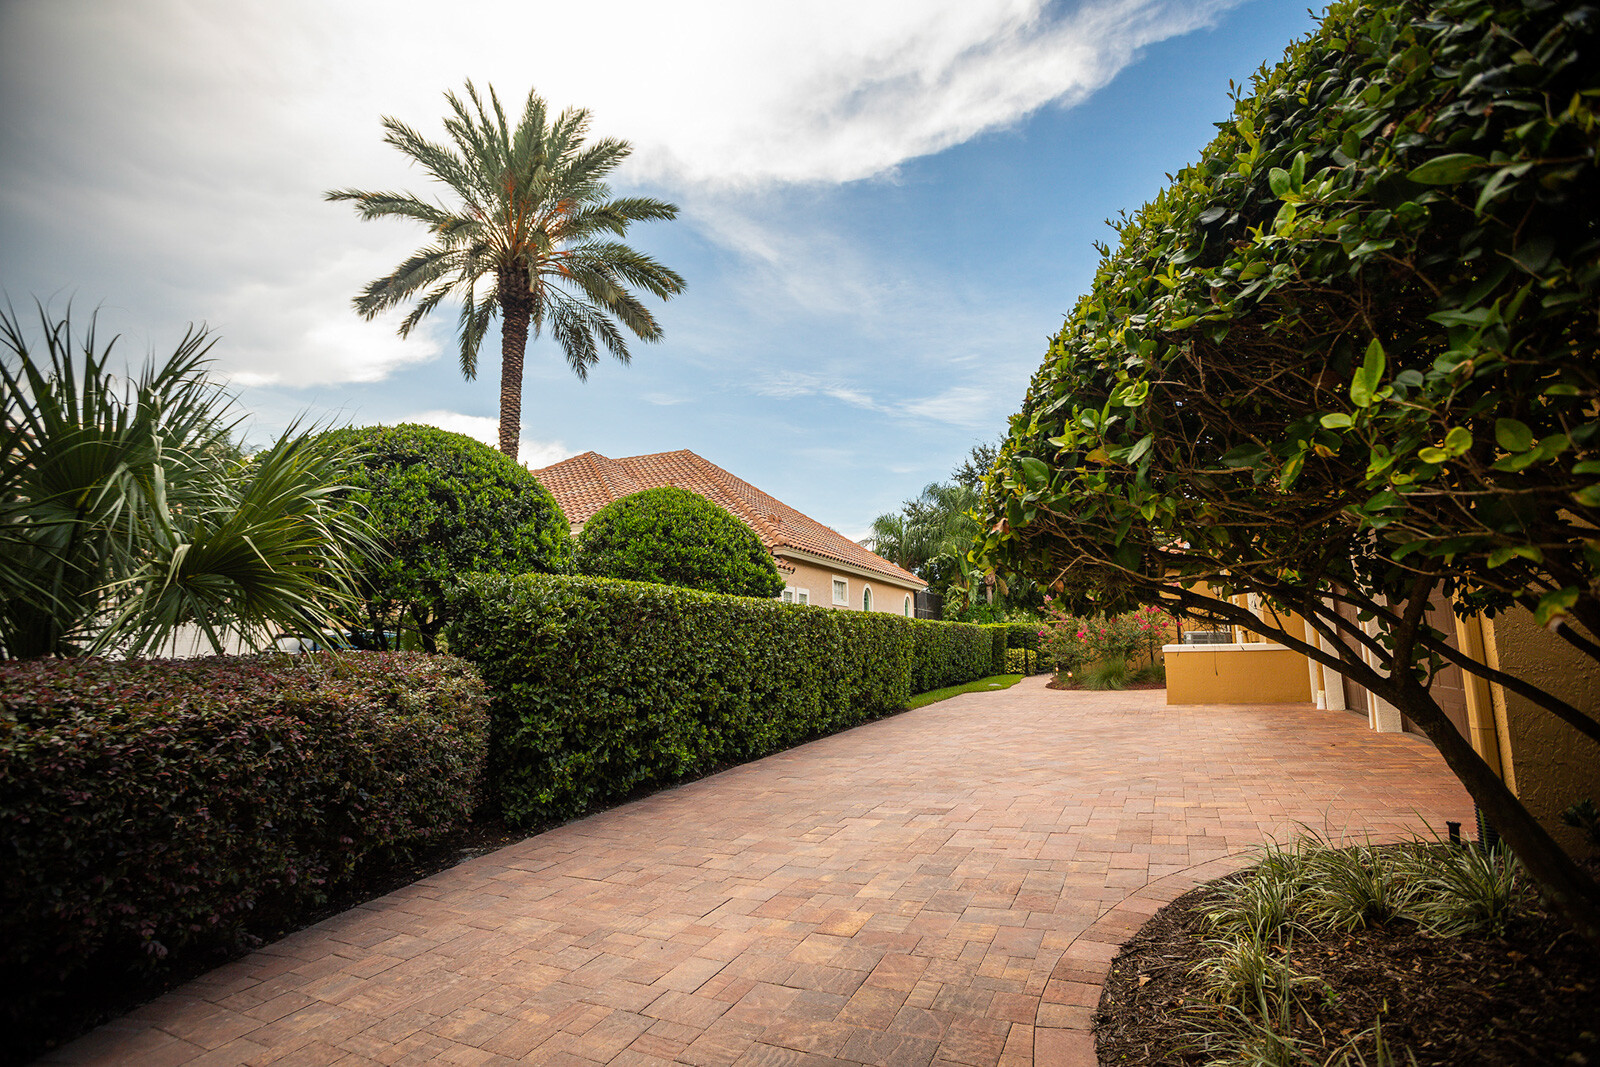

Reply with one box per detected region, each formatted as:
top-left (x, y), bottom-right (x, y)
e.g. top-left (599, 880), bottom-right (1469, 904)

top-left (328, 80), bottom-right (685, 458)
top-left (1, 303), bottom-right (372, 659)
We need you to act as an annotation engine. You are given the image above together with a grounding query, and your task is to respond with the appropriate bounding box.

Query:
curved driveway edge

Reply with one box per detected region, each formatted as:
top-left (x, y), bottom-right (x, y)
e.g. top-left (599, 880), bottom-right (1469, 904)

top-left (44, 677), bottom-right (1471, 1067)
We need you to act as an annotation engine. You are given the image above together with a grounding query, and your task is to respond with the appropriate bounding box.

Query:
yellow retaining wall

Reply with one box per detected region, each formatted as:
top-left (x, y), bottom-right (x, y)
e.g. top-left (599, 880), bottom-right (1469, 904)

top-left (1165, 643), bottom-right (1313, 705)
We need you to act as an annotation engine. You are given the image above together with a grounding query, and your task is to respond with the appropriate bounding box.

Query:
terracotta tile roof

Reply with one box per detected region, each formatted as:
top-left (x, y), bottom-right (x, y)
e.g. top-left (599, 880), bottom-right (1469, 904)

top-left (532, 449), bottom-right (924, 589)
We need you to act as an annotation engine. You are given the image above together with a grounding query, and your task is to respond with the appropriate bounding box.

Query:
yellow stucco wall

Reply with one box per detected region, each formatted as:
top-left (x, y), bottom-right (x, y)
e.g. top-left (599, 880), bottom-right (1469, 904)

top-left (1483, 608), bottom-right (1600, 858)
top-left (1165, 644), bottom-right (1314, 705)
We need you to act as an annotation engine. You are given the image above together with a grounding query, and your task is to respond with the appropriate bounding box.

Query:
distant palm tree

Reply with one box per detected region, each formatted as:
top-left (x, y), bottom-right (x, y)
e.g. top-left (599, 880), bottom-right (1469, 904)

top-left (865, 481), bottom-right (982, 579)
top-left (328, 82), bottom-right (686, 462)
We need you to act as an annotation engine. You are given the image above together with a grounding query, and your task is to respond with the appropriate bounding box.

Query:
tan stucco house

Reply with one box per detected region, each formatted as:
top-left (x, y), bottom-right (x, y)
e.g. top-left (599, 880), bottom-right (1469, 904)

top-left (532, 449), bottom-right (926, 616)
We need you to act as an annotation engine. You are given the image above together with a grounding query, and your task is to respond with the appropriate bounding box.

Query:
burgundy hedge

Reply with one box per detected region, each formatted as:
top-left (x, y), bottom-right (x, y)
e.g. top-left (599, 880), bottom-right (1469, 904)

top-left (0, 652), bottom-right (488, 1016)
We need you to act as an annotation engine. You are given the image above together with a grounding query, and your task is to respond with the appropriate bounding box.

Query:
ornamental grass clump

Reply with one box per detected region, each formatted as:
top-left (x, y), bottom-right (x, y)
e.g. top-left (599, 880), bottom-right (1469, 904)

top-left (1182, 830), bottom-right (1535, 1065)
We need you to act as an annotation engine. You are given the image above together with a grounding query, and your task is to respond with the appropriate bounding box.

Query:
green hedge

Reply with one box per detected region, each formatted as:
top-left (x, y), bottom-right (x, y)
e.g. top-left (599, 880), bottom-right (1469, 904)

top-left (987, 625), bottom-right (1009, 675)
top-left (448, 573), bottom-right (993, 825)
top-left (0, 652), bottom-right (488, 1027)
top-left (1005, 622), bottom-right (1041, 652)
top-left (909, 619), bottom-right (995, 695)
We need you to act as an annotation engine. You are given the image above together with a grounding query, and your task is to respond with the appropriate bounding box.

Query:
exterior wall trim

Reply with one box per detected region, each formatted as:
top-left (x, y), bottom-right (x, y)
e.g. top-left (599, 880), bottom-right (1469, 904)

top-left (780, 547), bottom-right (923, 593)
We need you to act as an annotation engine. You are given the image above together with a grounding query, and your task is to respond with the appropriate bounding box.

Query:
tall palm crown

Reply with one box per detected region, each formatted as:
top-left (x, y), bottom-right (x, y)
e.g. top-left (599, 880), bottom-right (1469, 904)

top-left (328, 82), bottom-right (685, 460)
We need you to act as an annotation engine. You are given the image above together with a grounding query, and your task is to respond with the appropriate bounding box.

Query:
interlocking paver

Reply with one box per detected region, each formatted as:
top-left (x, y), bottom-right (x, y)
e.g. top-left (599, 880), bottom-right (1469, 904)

top-left (40, 680), bottom-right (1470, 1065)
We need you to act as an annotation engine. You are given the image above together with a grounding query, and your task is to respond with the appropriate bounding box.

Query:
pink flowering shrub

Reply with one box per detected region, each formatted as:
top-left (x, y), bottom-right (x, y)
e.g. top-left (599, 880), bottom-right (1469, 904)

top-left (1040, 600), bottom-right (1174, 679)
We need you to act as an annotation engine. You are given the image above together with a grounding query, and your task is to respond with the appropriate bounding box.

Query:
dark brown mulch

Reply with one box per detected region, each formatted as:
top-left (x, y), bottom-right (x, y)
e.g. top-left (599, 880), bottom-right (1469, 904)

top-left (1095, 874), bottom-right (1600, 1067)
top-left (14, 819), bottom-right (530, 1067)
top-left (1047, 678), bottom-right (1166, 691)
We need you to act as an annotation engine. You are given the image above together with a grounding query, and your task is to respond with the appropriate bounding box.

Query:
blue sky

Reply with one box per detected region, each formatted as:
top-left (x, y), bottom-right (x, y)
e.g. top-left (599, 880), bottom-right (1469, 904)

top-left (0, 0), bottom-right (1318, 541)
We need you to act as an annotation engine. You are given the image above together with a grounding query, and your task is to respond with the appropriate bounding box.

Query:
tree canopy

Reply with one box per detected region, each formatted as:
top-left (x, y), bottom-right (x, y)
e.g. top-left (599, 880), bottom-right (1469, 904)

top-left (319, 424), bottom-right (571, 650)
top-left (328, 82), bottom-right (685, 460)
top-left (574, 488), bottom-right (783, 599)
top-left (978, 0), bottom-right (1599, 943)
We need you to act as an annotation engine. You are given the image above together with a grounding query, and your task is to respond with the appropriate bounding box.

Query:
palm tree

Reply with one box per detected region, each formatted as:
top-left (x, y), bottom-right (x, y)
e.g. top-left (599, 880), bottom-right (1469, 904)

top-left (328, 82), bottom-right (686, 461)
top-left (865, 481), bottom-right (982, 580)
top-left (1, 303), bottom-right (373, 659)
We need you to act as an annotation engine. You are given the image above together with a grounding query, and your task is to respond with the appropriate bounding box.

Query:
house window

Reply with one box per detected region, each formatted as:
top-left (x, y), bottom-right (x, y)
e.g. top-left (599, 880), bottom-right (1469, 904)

top-left (832, 578), bottom-right (848, 605)
top-left (781, 590), bottom-right (793, 603)
top-left (782, 586), bottom-right (811, 605)
top-left (903, 595), bottom-right (912, 617)
top-left (862, 586), bottom-right (872, 612)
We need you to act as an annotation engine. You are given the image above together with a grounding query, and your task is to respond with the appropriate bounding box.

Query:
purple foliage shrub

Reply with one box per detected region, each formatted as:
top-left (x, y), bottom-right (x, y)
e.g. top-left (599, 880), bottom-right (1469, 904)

top-left (0, 652), bottom-right (488, 1008)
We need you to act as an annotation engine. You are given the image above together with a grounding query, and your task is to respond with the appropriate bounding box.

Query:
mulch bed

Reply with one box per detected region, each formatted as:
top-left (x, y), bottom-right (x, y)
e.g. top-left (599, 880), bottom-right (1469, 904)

top-left (1095, 874), bottom-right (1600, 1067)
top-left (1047, 678), bottom-right (1166, 691)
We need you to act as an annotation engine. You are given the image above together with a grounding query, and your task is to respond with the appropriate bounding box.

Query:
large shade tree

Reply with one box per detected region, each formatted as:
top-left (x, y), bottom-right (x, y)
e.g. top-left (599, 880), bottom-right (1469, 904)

top-left (979, 0), bottom-right (1600, 944)
top-left (328, 82), bottom-right (686, 461)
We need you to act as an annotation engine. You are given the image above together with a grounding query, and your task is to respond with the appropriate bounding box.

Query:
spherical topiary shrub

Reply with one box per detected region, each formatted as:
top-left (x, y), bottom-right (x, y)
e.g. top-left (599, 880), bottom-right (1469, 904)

top-left (575, 487), bottom-right (784, 598)
top-left (320, 424), bottom-right (572, 649)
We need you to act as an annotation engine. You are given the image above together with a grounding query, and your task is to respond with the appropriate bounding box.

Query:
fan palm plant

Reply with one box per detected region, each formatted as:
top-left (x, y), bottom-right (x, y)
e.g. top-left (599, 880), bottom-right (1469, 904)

top-left (328, 81), bottom-right (686, 460)
top-left (0, 304), bottom-right (374, 659)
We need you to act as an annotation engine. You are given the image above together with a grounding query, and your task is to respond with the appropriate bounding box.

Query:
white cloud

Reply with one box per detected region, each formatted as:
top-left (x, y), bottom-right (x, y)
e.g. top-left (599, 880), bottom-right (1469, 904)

top-left (751, 372), bottom-right (1005, 429)
top-left (404, 410), bottom-right (571, 470)
top-left (0, 0), bottom-right (1239, 390)
top-left (903, 386), bottom-right (997, 428)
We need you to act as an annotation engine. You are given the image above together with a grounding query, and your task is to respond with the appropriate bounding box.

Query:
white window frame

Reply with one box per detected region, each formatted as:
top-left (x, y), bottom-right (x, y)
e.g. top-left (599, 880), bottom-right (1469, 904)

top-left (861, 585), bottom-right (873, 612)
top-left (782, 586), bottom-right (810, 605)
top-left (832, 577), bottom-right (849, 606)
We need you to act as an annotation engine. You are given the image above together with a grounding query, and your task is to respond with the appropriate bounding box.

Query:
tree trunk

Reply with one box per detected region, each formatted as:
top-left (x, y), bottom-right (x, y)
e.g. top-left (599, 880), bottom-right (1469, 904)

top-left (1166, 586), bottom-right (1600, 949)
top-left (1387, 675), bottom-right (1600, 950)
top-left (496, 266), bottom-right (533, 462)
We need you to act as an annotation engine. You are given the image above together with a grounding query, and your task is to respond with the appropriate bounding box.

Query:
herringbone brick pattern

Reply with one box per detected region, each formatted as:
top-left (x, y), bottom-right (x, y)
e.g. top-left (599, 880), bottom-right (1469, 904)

top-left (43, 679), bottom-right (1470, 1066)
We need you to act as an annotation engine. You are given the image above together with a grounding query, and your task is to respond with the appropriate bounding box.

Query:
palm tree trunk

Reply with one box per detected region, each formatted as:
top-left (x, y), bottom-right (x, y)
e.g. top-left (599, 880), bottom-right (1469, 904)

top-left (496, 267), bottom-right (533, 461)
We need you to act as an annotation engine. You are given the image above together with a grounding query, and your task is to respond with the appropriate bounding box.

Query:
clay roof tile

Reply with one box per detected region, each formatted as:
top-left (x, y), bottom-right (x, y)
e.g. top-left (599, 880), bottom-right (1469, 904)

top-left (530, 449), bottom-right (923, 588)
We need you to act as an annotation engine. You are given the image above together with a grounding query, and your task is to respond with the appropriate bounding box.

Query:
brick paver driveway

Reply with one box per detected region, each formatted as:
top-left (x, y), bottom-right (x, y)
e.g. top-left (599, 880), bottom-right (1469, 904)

top-left (47, 679), bottom-right (1470, 1067)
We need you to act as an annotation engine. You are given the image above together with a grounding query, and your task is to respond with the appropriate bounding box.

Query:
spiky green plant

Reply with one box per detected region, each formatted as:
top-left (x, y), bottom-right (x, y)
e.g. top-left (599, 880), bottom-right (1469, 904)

top-left (1207, 840), bottom-right (1313, 940)
top-left (1192, 922), bottom-right (1310, 1009)
top-left (327, 81), bottom-right (685, 460)
top-left (0, 304), bottom-right (373, 658)
top-left (1333, 1017), bottom-right (1419, 1067)
top-left (1411, 842), bottom-right (1525, 937)
top-left (1299, 839), bottom-right (1424, 933)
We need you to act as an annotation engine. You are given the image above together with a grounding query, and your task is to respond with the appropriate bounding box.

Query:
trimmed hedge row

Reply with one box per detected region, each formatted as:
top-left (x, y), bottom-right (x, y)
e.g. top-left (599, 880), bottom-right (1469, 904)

top-left (0, 653), bottom-right (488, 1017)
top-left (910, 619), bottom-right (995, 694)
top-left (447, 573), bottom-right (995, 826)
top-left (1005, 622), bottom-right (1041, 653)
top-left (987, 626), bottom-right (1009, 676)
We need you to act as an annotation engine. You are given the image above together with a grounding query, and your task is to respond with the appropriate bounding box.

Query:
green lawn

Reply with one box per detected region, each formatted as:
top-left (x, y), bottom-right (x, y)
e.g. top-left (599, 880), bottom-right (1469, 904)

top-left (905, 674), bottom-right (1025, 710)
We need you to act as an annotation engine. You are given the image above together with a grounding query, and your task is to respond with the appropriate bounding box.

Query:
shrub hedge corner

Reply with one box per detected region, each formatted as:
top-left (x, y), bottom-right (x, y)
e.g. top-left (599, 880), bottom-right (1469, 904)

top-left (0, 652), bottom-right (489, 1026)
